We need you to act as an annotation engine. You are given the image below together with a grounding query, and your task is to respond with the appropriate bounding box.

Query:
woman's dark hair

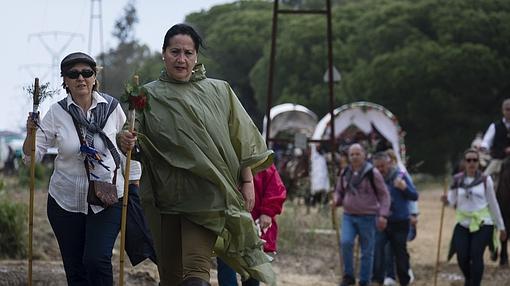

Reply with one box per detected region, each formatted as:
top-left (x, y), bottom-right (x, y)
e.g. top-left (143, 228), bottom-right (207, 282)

top-left (162, 23), bottom-right (204, 52)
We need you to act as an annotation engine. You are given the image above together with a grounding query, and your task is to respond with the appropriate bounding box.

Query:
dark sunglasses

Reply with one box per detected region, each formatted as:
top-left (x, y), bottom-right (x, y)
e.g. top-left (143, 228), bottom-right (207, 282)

top-left (65, 69), bottom-right (95, 79)
top-left (465, 158), bottom-right (479, 163)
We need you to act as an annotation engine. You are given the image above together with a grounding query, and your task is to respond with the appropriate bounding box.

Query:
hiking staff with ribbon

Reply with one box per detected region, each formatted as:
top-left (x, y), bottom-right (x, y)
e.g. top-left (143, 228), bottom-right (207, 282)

top-left (23, 78), bottom-right (56, 285)
top-left (441, 148), bottom-right (507, 286)
top-left (27, 78), bottom-right (39, 286)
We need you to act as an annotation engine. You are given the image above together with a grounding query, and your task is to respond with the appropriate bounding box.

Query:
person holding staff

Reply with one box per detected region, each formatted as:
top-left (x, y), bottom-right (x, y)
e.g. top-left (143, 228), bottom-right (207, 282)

top-left (119, 23), bottom-right (274, 286)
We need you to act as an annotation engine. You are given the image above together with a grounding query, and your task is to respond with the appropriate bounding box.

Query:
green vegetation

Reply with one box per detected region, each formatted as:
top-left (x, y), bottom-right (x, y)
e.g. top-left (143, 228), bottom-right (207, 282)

top-left (99, 0), bottom-right (510, 174)
top-left (186, 0), bottom-right (510, 174)
top-left (277, 201), bottom-right (337, 255)
top-left (0, 180), bottom-right (27, 259)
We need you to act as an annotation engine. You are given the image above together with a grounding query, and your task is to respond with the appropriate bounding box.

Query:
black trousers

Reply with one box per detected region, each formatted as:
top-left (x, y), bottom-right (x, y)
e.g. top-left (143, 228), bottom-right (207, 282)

top-left (373, 219), bottom-right (411, 285)
top-left (47, 195), bottom-right (121, 286)
top-left (453, 224), bottom-right (493, 286)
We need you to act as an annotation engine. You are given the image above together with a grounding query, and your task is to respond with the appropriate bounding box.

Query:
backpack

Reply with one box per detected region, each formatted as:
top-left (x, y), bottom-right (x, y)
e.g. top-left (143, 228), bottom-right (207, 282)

top-left (340, 167), bottom-right (379, 200)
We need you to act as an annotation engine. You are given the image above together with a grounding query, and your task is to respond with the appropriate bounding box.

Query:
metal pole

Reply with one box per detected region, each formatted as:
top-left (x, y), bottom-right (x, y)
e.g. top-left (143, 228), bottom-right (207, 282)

top-left (264, 0), bottom-right (279, 145)
top-left (326, 0), bottom-right (335, 155)
top-left (325, 0), bottom-right (342, 275)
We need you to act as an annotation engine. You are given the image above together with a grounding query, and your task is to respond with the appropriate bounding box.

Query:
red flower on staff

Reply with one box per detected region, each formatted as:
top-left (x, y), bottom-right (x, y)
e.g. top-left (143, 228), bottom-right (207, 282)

top-left (128, 91), bottom-right (148, 111)
top-left (122, 82), bottom-right (150, 111)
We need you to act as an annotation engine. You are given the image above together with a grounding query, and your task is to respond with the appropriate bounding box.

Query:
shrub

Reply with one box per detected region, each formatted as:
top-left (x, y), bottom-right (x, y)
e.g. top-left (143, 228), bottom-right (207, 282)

top-left (0, 198), bottom-right (27, 258)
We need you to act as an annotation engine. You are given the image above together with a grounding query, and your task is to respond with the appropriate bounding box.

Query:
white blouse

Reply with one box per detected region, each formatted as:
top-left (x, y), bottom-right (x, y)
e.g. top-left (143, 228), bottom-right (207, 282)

top-left (447, 175), bottom-right (505, 230)
top-left (25, 92), bottom-right (131, 214)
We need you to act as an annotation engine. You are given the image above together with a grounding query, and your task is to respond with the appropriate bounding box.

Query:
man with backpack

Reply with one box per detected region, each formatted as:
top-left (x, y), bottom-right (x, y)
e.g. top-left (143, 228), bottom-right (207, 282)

top-left (333, 144), bottom-right (390, 286)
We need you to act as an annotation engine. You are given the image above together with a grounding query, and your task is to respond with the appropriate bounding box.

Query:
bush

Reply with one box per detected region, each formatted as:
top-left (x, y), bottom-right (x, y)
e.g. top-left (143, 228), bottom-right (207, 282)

top-left (0, 198), bottom-right (27, 258)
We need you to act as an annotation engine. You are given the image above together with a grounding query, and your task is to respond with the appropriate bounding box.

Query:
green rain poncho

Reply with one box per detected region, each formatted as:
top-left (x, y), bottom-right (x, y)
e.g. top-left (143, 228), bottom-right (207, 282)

top-left (134, 64), bottom-right (275, 284)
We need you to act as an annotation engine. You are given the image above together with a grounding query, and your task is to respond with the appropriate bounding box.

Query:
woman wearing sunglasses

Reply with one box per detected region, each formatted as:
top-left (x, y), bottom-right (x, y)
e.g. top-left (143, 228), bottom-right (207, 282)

top-left (441, 148), bottom-right (507, 286)
top-left (22, 52), bottom-right (129, 285)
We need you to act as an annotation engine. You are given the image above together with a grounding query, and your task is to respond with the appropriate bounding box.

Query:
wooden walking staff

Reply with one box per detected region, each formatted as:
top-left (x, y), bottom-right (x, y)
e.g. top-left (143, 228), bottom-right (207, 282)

top-left (27, 78), bottom-right (40, 286)
top-left (434, 177), bottom-right (448, 286)
top-left (118, 75), bottom-right (139, 285)
top-left (117, 74), bottom-right (150, 284)
top-left (330, 191), bottom-right (343, 272)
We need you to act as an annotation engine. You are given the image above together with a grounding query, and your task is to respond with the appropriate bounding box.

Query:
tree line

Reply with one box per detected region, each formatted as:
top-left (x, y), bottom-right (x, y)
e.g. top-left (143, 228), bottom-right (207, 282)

top-left (99, 0), bottom-right (510, 175)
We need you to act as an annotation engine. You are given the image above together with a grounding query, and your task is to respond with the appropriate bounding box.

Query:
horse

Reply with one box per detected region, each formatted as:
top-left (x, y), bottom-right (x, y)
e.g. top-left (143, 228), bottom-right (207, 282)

top-left (496, 157), bottom-right (510, 266)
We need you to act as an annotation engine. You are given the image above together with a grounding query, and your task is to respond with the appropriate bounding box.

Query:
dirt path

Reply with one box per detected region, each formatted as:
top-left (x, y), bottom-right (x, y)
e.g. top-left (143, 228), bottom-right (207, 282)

top-left (1, 185), bottom-right (510, 285)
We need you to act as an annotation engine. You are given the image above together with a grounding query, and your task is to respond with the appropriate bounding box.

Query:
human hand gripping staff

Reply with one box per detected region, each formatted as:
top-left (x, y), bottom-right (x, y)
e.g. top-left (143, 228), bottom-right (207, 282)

top-left (118, 75), bottom-right (150, 285)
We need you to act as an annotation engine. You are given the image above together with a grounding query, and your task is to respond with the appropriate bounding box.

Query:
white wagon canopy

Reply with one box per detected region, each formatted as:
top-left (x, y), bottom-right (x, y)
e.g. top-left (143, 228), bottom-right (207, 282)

top-left (263, 103), bottom-right (319, 141)
top-left (311, 101), bottom-right (407, 194)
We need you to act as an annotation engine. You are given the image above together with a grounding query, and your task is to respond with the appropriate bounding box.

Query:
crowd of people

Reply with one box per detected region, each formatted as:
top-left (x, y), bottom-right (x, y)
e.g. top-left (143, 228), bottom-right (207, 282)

top-left (20, 21), bottom-right (510, 286)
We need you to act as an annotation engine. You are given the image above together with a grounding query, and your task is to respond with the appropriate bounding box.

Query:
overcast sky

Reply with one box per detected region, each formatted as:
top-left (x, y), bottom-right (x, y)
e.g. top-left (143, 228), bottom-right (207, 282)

top-left (1, 0), bottom-right (231, 132)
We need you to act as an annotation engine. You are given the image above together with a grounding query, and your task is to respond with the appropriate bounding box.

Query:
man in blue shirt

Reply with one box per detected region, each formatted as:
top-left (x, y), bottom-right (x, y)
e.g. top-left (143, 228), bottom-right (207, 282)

top-left (372, 152), bottom-right (418, 286)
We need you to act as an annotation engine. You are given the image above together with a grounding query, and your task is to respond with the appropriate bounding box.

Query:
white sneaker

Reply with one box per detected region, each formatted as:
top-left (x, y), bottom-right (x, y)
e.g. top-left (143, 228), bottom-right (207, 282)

top-left (383, 277), bottom-right (396, 286)
top-left (409, 268), bottom-right (415, 284)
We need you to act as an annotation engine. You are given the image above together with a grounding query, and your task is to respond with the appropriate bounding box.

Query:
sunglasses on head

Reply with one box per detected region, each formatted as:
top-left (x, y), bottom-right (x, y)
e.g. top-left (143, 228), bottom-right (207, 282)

top-left (65, 69), bottom-right (95, 79)
top-left (465, 158), bottom-right (478, 163)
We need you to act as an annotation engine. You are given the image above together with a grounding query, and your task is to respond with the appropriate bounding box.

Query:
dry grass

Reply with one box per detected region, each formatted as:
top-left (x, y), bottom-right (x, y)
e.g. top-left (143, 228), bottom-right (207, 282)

top-left (2, 176), bottom-right (510, 285)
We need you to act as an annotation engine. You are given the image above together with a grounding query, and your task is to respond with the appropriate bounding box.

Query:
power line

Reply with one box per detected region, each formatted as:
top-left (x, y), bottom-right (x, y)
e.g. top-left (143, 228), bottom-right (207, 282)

top-left (27, 31), bottom-right (84, 84)
top-left (89, 0), bottom-right (106, 84)
top-left (27, 31), bottom-right (84, 114)
top-left (19, 64), bottom-right (52, 82)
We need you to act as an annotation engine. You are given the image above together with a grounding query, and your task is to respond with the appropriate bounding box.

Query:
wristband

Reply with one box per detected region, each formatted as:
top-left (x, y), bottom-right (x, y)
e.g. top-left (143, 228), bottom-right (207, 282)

top-left (242, 180), bottom-right (252, 184)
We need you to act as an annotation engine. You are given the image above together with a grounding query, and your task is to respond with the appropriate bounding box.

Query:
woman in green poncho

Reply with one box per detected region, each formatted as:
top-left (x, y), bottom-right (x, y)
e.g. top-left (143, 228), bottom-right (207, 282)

top-left (119, 24), bottom-right (275, 286)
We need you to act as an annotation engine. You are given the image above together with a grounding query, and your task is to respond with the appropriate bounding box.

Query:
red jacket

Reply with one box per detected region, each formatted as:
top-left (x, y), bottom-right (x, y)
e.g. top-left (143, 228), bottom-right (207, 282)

top-left (252, 164), bottom-right (287, 252)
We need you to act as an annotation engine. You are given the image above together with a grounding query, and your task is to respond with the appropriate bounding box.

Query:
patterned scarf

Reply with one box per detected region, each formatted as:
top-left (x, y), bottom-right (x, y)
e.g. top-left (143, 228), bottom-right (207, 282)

top-left (58, 92), bottom-right (121, 170)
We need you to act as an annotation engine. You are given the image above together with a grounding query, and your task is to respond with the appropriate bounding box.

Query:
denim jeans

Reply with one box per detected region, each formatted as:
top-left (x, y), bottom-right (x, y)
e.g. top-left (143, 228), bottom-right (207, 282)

top-left (341, 214), bottom-right (376, 284)
top-left (372, 220), bottom-right (410, 285)
top-left (47, 195), bottom-right (121, 286)
top-left (216, 258), bottom-right (260, 286)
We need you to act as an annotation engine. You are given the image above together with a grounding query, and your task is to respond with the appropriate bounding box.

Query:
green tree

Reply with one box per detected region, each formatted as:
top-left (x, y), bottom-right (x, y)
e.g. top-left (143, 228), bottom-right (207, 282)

top-left (98, 1), bottom-right (157, 98)
top-left (171, 0), bottom-right (510, 174)
top-left (336, 0), bottom-right (510, 173)
top-left (186, 1), bottom-right (273, 126)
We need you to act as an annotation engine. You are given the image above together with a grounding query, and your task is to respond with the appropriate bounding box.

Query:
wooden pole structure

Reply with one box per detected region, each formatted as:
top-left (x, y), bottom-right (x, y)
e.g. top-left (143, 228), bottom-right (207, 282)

top-left (330, 192), bottom-right (343, 272)
top-left (28, 78), bottom-right (40, 286)
top-left (434, 177), bottom-right (448, 286)
top-left (119, 75), bottom-right (138, 285)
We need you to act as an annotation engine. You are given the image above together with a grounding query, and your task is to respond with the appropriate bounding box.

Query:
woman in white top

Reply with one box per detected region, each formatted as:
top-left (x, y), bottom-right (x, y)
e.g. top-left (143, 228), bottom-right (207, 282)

top-left (23, 52), bottom-right (126, 286)
top-left (442, 148), bottom-right (507, 286)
